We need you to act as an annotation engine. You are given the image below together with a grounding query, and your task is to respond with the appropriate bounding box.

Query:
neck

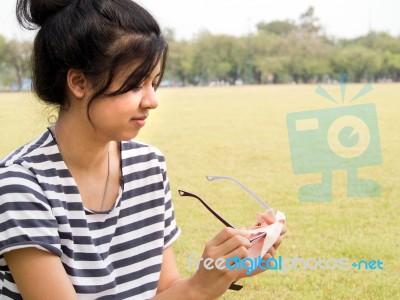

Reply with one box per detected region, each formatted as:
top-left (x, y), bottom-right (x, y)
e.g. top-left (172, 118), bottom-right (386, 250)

top-left (54, 114), bottom-right (112, 170)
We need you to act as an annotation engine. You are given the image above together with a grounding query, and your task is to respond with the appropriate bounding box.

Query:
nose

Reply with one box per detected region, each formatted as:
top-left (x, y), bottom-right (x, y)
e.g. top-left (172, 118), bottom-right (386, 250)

top-left (140, 84), bottom-right (158, 110)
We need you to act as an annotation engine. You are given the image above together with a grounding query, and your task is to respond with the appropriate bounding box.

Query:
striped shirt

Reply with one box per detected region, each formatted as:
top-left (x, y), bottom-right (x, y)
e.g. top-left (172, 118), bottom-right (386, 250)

top-left (0, 129), bottom-right (180, 299)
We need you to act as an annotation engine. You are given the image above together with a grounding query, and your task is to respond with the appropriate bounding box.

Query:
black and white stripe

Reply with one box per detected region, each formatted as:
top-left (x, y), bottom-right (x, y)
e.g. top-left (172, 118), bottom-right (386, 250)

top-left (0, 129), bottom-right (180, 299)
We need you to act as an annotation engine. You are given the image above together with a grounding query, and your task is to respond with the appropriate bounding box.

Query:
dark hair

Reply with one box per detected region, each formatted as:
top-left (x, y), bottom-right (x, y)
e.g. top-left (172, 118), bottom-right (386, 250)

top-left (16, 0), bottom-right (168, 111)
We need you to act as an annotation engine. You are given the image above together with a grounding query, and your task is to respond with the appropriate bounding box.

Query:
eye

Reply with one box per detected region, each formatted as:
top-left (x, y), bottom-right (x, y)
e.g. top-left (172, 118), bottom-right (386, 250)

top-left (131, 86), bottom-right (142, 92)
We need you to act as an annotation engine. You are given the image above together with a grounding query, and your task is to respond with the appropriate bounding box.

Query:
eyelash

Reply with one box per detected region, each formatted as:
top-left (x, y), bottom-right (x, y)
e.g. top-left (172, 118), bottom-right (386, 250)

top-left (132, 82), bottom-right (157, 91)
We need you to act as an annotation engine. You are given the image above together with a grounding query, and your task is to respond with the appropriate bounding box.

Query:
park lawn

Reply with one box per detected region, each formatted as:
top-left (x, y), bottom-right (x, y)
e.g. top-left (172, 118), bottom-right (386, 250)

top-left (1, 84), bottom-right (399, 299)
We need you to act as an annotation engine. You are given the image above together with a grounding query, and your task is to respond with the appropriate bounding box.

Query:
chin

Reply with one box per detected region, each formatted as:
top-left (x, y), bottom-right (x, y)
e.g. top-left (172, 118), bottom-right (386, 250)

top-left (119, 130), bottom-right (140, 142)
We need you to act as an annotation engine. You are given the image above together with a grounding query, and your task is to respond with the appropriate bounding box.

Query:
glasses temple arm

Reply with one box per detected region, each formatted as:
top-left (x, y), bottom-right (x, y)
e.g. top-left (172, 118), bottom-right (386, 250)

top-left (178, 190), bottom-right (265, 243)
top-left (206, 176), bottom-right (270, 209)
top-left (178, 190), bottom-right (235, 228)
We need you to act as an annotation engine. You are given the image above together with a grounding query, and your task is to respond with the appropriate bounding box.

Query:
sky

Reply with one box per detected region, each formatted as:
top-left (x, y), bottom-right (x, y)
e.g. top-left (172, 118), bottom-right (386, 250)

top-left (1, 0), bottom-right (399, 41)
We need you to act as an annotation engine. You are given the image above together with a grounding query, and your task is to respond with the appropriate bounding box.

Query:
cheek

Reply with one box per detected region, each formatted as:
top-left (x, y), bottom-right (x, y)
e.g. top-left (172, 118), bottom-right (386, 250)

top-left (89, 95), bottom-right (142, 139)
top-left (112, 93), bottom-right (142, 113)
top-left (91, 95), bottom-right (134, 120)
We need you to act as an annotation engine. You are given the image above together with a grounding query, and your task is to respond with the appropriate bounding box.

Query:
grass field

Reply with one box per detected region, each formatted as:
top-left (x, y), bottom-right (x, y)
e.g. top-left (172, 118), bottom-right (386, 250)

top-left (1, 84), bottom-right (399, 299)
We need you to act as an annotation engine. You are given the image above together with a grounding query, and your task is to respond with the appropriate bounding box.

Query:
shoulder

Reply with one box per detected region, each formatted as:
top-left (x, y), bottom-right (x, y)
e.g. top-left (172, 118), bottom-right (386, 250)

top-left (121, 139), bottom-right (166, 167)
top-left (0, 130), bottom-right (58, 202)
top-left (1, 129), bottom-right (56, 169)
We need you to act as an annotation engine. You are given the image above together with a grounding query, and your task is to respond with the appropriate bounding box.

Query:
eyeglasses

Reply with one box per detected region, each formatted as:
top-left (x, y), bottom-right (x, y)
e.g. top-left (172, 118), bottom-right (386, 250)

top-left (179, 175), bottom-right (270, 229)
top-left (178, 176), bottom-right (271, 291)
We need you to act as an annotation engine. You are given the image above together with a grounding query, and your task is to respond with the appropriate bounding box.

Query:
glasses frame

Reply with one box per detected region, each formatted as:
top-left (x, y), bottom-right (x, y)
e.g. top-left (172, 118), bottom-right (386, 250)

top-left (178, 176), bottom-right (273, 291)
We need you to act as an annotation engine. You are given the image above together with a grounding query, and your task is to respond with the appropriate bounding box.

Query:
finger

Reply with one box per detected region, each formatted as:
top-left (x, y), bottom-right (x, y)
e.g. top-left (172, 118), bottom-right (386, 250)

top-left (208, 227), bottom-right (250, 247)
top-left (261, 247), bottom-right (276, 262)
top-left (223, 244), bottom-right (249, 263)
top-left (267, 246), bottom-right (276, 258)
top-left (280, 224), bottom-right (287, 236)
top-left (221, 234), bottom-right (251, 255)
top-left (256, 210), bottom-right (276, 224)
top-left (264, 252), bottom-right (277, 268)
top-left (273, 236), bottom-right (283, 249)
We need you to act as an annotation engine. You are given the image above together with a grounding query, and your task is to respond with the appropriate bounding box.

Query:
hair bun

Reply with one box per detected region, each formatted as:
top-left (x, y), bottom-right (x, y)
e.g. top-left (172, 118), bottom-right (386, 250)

top-left (16, 0), bottom-right (72, 29)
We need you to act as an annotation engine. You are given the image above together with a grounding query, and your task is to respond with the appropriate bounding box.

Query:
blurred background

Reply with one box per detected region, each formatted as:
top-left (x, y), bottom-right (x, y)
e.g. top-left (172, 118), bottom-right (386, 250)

top-left (1, 1), bottom-right (399, 299)
top-left (1, 0), bottom-right (400, 90)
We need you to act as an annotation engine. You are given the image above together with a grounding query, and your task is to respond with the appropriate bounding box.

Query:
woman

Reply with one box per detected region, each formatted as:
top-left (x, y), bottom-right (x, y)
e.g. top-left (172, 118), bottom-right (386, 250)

top-left (0, 0), bottom-right (284, 299)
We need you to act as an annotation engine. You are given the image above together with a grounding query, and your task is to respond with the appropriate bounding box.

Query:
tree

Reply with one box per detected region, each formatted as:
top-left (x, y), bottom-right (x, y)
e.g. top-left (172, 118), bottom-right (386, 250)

top-left (252, 31), bottom-right (288, 83)
top-left (158, 13), bottom-right (400, 85)
top-left (256, 20), bottom-right (297, 36)
top-left (165, 39), bottom-right (194, 86)
top-left (299, 6), bottom-right (322, 36)
top-left (330, 45), bottom-right (382, 82)
top-left (355, 32), bottom-right (400, 53)
top-left (1, 39), bottom-right (32, 91)
top-left (381, 51), bottom-right (400, 81)
top-left (191, 31), bottom-right (246, 85)
top-left (0, 35), bottom-right (9, 88)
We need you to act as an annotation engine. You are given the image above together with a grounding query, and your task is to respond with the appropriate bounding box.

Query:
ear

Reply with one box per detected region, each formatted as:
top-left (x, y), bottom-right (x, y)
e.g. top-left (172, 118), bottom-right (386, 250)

top-left (66, 69), bottom-right (88, 99)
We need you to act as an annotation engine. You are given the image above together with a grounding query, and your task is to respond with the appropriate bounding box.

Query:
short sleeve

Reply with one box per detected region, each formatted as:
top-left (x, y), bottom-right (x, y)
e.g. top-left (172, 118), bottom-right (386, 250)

top-left (162, 176), bottom-right (180, 248)
top-left (152, 147), bottom-right (181, 248)
top-left (0, 164), bottom-right (62, 268)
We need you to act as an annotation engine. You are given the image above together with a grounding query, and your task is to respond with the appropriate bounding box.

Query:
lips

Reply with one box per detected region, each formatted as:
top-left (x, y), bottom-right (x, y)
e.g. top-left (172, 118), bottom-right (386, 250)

top-left (131, 115), bottom-right (148, 126)
top-left (131, 115), bottom-right (147, 121)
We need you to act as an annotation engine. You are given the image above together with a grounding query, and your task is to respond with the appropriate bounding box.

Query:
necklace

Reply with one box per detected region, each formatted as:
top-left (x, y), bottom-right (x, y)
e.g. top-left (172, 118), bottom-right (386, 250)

top-left (53, 125), bottom-right (111, 211)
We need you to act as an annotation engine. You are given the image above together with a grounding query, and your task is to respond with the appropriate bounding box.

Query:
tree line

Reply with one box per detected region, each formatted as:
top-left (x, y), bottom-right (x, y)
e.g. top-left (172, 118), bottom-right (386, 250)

top-left (1, 7), bottom-right (400, 91)
top-left (164, 7), bottom-right (400, 86)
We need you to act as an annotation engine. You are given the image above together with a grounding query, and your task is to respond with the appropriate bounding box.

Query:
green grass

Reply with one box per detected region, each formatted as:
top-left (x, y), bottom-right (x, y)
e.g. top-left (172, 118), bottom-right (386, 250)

top-left (1, 84), bottom-right (399, 299)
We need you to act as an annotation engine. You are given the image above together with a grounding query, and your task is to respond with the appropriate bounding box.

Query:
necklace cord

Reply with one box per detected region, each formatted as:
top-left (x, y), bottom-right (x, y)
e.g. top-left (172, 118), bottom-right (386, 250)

top-left (52, 125), bottom-right (111, 211)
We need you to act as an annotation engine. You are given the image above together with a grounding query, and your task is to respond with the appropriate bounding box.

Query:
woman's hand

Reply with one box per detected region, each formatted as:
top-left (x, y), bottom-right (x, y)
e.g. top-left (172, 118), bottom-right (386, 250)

top-left (259, 212), bottom-right (286, 258)
top-left (155, 212), bottom-right (286, 300)
top-left (255, 209), bottom-right (287, 255)
top-left (237, 209), bottom-right (287, 279)
top-left (189, 227), bottom-right (252, 299)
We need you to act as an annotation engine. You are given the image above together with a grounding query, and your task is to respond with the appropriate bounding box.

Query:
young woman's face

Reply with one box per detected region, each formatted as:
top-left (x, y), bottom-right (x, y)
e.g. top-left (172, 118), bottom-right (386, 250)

top-left (88, 63), bottom-right (161, 141)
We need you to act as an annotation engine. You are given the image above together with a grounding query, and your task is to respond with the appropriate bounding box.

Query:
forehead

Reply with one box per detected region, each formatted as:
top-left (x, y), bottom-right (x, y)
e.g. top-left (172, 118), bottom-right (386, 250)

top-left (117, 60), bottom-right (161, 81)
